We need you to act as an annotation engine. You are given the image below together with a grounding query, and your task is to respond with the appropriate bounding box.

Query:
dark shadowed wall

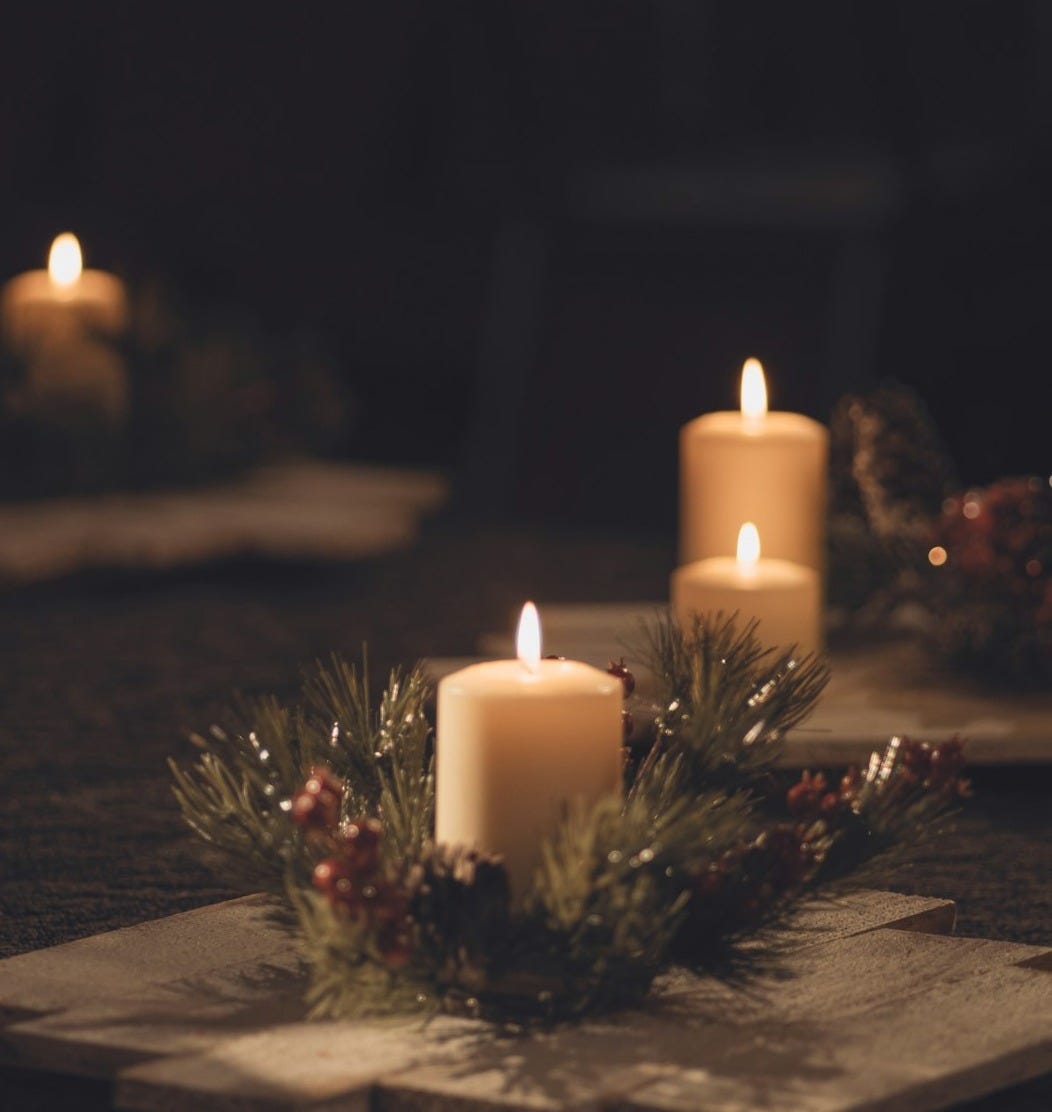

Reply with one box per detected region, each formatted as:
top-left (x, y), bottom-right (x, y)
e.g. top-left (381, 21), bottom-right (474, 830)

top-left (2, 2), bottom-right (1049, 528)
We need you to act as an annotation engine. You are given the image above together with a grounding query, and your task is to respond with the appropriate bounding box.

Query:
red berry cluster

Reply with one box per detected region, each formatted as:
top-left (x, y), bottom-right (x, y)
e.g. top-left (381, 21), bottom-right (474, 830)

top-left (684, 823), bottom-right (813, 940)
top-left (786, 769), bottom-right (860, 819)
top-left (291, 765), bottom-right (344, 831)
top-left (312, 817), bottom-right (414, 968)
top-left (897, 736), bottom-right (970, 797)
top-left (936, 476), bottom-right (1051, 624)
top-left (289, 767), bottom-right (414, 968)
top-left (785, 738), bottom-right (970, 827)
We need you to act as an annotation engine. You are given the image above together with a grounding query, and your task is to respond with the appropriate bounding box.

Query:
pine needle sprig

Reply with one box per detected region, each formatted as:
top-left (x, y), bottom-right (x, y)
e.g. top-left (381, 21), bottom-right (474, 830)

top-left (373, 666), bottom-right (434, 861)
top-left (170, 654), bottom-right (435, 893)
top-left (168, 701), bottom-right (309, 893)
top-left (632, 611), bottom-right (829, 796)
top-left (291, 882), bottom-right (427, 1020)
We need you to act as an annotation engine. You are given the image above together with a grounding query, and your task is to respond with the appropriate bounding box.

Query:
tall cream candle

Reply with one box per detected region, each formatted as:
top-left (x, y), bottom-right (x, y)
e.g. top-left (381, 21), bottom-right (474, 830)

top-left (672, 523), bottom-right (821, 654)
top-left (435, 603), bottom-right (623, 897)
top-left (680, 359), bottom-right (828, 570)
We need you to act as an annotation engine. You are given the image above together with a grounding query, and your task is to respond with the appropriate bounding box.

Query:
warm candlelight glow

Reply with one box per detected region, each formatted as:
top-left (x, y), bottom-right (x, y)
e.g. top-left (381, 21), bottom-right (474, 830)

top-left (48, 233), bottom-right (82, 288)
top-left (516, 601), bottom-right (542, 673)
top-left (740, 358), bottom-right (768, 421)
top-left (737, 522), bottom-right (761, 571)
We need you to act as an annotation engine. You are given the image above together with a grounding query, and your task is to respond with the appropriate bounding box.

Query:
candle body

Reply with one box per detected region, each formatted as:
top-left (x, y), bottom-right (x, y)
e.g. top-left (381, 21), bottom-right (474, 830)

top-left (436, 659), bottom-right (623, 897)
top-left (1, 269), bottom-right (130, 423)
top-left (1, 269), bottom-right (128, 351)
top-left (672, 556), bottom-right (821, 654)
top-left (679, 411), bottom-right (829, 569)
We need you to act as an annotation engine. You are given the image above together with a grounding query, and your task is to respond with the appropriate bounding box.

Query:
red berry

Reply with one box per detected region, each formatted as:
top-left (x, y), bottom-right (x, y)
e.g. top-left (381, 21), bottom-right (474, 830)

top-left (376, 920), bottom-right (414, 969)
top-left (313, 857), bottom-right (366, 917)
top-left (291, 766), bottom-right (344, 830)
top-left (335, 816), bottom-right (384, 873)
top-left (607, 658), bottom-right (636, 697)
top-left (292, 787), bottom-right (340, 830)
top-left (306, 765), bottom-right (344, 798)
top-left (360, 880), bottom-right (407, 924)
top-left (787, 771), bottom-right (827, 815)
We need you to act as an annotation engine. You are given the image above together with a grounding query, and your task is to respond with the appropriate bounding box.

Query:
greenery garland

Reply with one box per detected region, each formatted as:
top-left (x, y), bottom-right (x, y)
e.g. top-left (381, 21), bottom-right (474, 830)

top-left (171, 612), bottom-right (968, 1023)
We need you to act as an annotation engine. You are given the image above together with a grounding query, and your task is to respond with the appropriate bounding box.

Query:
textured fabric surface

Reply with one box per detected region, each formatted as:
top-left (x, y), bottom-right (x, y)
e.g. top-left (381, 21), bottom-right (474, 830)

top-left (1, 523), bottom-right (1049, 1107)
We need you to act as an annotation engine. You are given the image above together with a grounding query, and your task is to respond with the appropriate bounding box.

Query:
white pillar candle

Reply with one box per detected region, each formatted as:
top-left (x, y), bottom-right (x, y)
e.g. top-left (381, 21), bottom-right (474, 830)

top-left (672, 523), bottom-right (821, 654)
top-left (679, 359), bottom-right (828, 570)
top-left (2, 233), bottom-right (128, 352)
top-left (435, 602), bottom-right (624, 898)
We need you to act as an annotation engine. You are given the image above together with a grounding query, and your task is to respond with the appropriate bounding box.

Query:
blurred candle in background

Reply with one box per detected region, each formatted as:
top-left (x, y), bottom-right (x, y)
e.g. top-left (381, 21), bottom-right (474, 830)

top-left (1, 234), bottom-right (131, 423)
top-left (1, 233), bottom-right (128, 352)
top-left (672, 521), bottom-right (821, 654)
top-left (679, 358), bottom-right (829, 572)
top-left (435, 602), bottom-right (624, 897)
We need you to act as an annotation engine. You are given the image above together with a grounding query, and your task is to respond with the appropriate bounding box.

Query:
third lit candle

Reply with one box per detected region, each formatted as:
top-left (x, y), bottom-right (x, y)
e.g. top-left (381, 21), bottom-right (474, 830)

top-left (672, 522), bottom-right (821, 653)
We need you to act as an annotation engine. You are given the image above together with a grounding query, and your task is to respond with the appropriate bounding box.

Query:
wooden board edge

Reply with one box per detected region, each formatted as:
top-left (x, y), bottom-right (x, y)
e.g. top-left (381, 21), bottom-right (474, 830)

top-left (116, 1074), bottom-right (377, 1112)
top-left (0, 1023), bottom-right (157, 1082)
top-left (880, 900), bottom-right (957, 937)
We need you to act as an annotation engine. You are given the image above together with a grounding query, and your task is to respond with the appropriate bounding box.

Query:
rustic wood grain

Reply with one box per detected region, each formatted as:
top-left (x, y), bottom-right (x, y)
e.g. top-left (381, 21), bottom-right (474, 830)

top-left (3, 890), bottom-right (1044, 1112)
top-left (0, 891), bottom-right (952, 1080)
top-left (112, 928), bottom-right (1050, 1112)
top-left (0, 894), bottom-right (286, 1024)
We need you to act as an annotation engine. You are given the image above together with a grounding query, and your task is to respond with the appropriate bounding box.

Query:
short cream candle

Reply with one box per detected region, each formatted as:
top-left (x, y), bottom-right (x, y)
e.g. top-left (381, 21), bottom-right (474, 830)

top-left (435, 602), bottom-right (624, 897)
top-left (680, 359), bottom-right (828, 571)
top-left (2, 233), bottom-right (128, 352)
top-left (672, 523), bottom-right (821, 654)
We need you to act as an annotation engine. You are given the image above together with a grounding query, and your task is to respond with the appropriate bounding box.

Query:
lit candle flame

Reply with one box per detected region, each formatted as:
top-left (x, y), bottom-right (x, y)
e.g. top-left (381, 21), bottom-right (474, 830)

top-left (737, 522), bottom-right (761, 572)
top-left (516, 601), bottom-right (542, 673)
top-left (48, 233), bottom-right (83, 288)
top-left (740, 358), bottom-right (767, 421)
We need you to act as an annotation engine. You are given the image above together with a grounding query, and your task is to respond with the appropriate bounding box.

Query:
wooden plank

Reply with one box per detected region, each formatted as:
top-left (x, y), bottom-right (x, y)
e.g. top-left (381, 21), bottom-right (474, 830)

top-left (0, 890), bottom-right (951, 1082)
top-left (98, 894), bottom-right (960, 1112)
top-left (619, 953), bottom-right (1052, 1111)
top-left (1, 949), bottom-right (307, 1079)
top-left (456, 601), bottom-right (1052, 766)
top-left (761, 891), bottom-right (956, 949)
top-left (341, 932), bottom-right (1052, 1112)
top-left (116, 1018), bottom-right (475, 1112)
top-left (112, 929), bottom-right (1050, 1112)
top-left (0, 895), bottom-right (288, 1024)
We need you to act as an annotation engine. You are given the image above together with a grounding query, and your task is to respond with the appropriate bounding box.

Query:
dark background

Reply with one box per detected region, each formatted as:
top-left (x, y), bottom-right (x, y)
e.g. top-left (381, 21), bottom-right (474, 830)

top-left (2, 1), bottom-right (1049, 529)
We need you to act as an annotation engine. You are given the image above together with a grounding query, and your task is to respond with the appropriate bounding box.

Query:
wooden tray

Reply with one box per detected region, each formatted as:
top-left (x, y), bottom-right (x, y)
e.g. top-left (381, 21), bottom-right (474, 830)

top-left (1, 891), bottom-right (1049, 1110)
top-left (444, 602), bottom-right (1052, 767)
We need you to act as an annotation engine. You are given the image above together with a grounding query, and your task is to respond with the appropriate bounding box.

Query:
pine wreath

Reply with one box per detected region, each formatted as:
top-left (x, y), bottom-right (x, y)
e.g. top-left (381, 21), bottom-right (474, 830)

top-left (171, 613), bottom-right (968, 1023)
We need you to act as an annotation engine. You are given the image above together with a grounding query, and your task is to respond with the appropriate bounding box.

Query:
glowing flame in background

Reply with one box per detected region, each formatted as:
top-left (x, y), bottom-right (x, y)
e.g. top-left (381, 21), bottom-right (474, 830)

top-left (48, 233), bottom-right (82, 288)
top-left (737, 522), bottom-right (761, 573)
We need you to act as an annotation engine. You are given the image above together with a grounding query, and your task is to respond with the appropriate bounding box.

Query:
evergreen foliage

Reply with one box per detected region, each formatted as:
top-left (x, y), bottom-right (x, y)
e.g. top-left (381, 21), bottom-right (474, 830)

top-left (172, 614), bottom-right (966, 1023)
